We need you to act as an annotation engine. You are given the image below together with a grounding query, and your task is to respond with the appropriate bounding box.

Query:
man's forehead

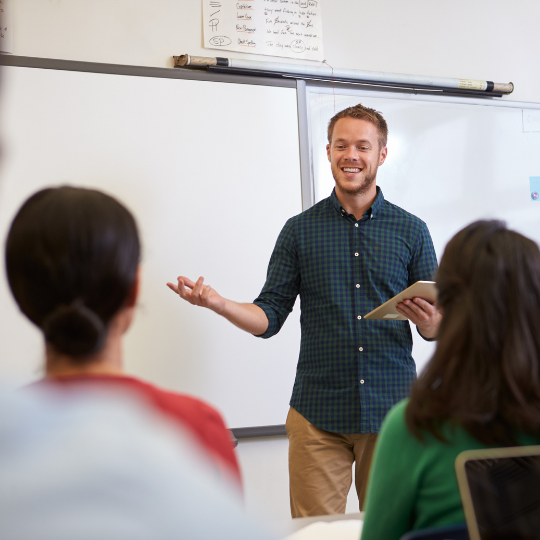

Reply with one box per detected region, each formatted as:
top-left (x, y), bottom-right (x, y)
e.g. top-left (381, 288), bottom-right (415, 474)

top-left (334, 116), bottom-right (377, 130)
top-left (331, 117), bottom-right (380, 143)
top-left (332, 136), bottom-right (373, 143)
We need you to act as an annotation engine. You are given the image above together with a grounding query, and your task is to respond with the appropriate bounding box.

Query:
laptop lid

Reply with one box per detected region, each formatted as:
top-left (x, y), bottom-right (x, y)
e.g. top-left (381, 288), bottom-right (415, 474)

top-left (455, 445), bottom-right (540, 540)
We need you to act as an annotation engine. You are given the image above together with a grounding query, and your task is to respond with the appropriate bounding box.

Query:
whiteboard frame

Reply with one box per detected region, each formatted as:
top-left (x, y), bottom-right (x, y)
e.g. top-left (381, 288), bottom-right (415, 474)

top-left (1, 56), bottom-right (539, 438)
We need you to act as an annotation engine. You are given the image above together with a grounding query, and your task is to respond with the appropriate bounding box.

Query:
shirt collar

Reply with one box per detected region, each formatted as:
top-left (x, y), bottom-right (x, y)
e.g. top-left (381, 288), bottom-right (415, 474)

top-left (330, 186), bottom-right (385, 221)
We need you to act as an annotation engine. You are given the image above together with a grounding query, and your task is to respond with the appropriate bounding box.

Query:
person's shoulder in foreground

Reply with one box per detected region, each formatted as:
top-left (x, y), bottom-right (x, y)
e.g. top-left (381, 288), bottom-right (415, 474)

top-left (39, 374), bottom-right (241, 484)
top-left (0, 386), bottom-right (273, 540)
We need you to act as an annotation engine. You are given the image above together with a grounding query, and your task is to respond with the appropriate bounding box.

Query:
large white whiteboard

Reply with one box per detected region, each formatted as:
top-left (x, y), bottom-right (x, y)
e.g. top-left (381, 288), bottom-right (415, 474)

top-left (0, 65), bottom-right (303, 428)
top-left (308, 88), bottom-right (540, 373)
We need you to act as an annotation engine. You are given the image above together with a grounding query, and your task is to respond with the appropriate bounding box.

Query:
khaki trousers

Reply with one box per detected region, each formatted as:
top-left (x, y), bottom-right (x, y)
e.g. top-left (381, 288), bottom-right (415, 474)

top-left (285, 407), bottom-right (378, 518)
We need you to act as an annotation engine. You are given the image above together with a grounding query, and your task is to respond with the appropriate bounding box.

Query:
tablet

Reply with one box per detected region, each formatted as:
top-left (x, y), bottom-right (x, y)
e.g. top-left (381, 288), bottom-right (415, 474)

top-left (363, 281), bottom-right (437, 320)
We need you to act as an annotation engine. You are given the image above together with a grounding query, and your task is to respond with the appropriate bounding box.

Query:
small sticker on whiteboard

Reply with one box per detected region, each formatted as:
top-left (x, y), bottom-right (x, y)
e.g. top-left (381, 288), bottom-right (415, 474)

top-left (384, 313), bottom-right (400, 319)
top-left (530, 177), bottom-right (540, 202)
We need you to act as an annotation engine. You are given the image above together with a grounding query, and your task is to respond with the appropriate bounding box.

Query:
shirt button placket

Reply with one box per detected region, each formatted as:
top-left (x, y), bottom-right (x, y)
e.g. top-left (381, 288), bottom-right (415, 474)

top-left (354, 220), bottom-right (364, 394)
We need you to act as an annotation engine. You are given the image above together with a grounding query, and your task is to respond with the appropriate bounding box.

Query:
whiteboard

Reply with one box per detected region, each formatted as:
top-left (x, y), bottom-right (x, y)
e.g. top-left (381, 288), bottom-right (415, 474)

top-left (308, 88), bottom-right (540, 373)
top-left (0, 65), bottom-right (303, 428)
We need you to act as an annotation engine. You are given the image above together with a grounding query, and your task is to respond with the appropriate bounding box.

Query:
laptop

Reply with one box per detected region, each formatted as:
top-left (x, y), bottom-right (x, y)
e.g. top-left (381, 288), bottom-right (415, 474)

top-left (455, 445), bottom-right (540, 540)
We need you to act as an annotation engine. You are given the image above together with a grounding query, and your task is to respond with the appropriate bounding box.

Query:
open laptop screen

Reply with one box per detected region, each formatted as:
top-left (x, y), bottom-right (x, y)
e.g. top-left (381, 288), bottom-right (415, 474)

top-left (456, 446), bottom-right (540, 540)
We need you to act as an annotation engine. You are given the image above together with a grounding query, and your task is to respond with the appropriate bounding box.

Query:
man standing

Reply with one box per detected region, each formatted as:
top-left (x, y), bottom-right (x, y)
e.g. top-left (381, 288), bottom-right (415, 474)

top-left (167, 104), bottom-right (441, 517)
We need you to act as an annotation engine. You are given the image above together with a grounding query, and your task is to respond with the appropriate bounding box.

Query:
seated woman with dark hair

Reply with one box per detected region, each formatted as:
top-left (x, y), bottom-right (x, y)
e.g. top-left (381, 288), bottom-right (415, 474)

top-left (5, 186), bottom-right (241, 486)
top-left (361, 220), bottom-right (540, 539)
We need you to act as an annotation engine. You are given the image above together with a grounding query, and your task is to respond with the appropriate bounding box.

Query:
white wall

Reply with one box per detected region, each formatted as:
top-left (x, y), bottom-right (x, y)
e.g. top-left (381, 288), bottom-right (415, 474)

top-left (12, 0), bottom-right (540, 103)
top-left (7, 0), bottom-right (540, 524)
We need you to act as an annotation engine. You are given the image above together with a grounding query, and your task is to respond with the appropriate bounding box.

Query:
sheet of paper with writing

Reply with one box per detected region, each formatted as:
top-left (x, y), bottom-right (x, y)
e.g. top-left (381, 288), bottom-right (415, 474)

top-left (0, 0), bottom-right (12, 54)
top-left (202, 0), bottom-right (324, 61)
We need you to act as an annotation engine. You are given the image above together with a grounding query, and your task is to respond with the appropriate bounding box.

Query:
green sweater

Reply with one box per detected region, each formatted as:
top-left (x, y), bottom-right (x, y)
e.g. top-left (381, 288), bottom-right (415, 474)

top-left (361, 399), bottom-right (539, 540)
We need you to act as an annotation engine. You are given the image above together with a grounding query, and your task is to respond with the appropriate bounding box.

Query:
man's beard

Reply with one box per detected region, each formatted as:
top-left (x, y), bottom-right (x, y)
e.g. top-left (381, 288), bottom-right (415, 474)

top-left (334, 168), bottom-right (377, 196)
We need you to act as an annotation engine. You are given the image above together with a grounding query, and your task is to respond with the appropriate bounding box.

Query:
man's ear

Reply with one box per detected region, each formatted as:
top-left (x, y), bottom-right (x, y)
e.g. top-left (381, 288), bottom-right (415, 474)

top-left (379, 145), bottom-right (388, 166)
top-left (326, 143), bottom-right (331, 162)
top-left (125, 266), bottom-right (141, 308)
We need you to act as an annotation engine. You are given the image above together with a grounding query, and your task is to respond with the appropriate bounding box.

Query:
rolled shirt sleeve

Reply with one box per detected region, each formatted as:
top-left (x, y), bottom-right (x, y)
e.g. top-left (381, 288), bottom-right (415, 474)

top-left (253, 218), bottom-right (300, 339)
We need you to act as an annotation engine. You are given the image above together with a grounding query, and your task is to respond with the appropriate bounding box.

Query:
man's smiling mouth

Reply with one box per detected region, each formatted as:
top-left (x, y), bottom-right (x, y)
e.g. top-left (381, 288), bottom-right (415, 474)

top-left (342, 167), bottom-right (362, 173)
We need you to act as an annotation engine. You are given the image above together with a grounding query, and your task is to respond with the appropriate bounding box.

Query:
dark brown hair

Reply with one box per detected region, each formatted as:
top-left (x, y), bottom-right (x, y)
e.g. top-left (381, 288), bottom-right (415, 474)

top-left (6, 186), bottom-right (140, 360)
top-left (406, 220), bottom-right (540, 446)
top-left (327, 103), bottom-right (388, 148)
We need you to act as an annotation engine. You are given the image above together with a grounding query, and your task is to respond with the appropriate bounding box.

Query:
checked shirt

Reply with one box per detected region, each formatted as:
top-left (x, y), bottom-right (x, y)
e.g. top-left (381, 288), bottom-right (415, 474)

top-left (253, 187), bottom-right (438, 434)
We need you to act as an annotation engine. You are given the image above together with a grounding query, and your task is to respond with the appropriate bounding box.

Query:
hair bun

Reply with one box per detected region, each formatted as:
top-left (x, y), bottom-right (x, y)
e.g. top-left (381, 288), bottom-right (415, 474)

top-left (42, 301), bottom-right (106, 357)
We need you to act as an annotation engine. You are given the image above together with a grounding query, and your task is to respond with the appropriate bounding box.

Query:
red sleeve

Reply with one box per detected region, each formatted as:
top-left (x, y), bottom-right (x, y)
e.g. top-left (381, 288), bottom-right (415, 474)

top-left (148, 390), bottom-right (242, 485)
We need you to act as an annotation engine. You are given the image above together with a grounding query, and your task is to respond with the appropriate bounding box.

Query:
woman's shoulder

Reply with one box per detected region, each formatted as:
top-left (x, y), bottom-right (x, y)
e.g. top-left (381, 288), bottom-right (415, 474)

top-left (118, 376), bottom-right (225, 425)
top-left (380, 399), bottom-right (410, 436)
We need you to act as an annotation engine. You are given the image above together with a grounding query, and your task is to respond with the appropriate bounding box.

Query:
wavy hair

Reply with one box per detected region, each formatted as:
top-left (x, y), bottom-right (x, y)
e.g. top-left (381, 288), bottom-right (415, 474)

top-left (406, 220), bottom-right (540, 446)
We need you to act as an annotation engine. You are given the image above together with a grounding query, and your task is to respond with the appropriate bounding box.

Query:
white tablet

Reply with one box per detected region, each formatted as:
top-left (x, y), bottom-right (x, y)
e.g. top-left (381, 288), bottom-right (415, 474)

top-left (363, 281), bottom-right (437, 320)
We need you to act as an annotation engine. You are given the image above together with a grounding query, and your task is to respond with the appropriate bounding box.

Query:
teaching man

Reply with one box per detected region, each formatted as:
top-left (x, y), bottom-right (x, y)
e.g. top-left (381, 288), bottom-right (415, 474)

top-left (167, 104), bottom-right (441, 517)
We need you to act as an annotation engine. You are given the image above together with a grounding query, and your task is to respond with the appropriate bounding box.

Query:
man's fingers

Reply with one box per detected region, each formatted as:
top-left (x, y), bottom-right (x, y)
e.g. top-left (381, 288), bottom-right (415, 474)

top-left (191, 276), bottom-right (205, 299)
top-left (397, 300), bottom-right (427, 324)
top-left (178, 276), bottom-right (196, 290)
top-left (396, 303), bottom-right (416, 320)
top-left (167, 275), bottom-right (215, 309)
top-left (176, 278), bottom-right (192, 300)
top-left (166, 282), bottom-right (179, 294)
top-left (411, 297), bottom-right (437, 315)
top-left (202, 285), bottom-right (212, 303)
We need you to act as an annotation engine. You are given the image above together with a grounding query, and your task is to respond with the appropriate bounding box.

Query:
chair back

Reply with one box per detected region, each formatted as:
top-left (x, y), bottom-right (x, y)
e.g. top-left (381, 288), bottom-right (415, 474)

top-left (399, 523), bottom-right (469, 540)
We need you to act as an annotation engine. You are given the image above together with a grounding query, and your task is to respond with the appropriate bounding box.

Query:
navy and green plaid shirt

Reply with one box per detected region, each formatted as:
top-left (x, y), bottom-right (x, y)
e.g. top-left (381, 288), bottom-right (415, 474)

top-left (254, 187), bottom-right (438, 434)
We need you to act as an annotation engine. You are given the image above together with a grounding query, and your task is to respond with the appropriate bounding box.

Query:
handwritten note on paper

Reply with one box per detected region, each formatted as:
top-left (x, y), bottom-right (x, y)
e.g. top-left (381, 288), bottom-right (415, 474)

top-left (202, 0), bottom-right (324, 62)
top-left (0, 0), bottom-right (13, 54)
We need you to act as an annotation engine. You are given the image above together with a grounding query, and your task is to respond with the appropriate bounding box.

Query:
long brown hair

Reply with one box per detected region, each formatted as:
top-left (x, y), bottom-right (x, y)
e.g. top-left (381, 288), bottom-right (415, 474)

top-left (406, 220), bottom-right (540, 446)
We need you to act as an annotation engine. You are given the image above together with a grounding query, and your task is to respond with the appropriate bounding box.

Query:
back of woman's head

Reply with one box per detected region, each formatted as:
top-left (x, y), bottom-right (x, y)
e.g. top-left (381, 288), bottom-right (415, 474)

top-left (407, 220), bottom-right (540, 446)
top-left (6, 186), bottom-right (140, 361)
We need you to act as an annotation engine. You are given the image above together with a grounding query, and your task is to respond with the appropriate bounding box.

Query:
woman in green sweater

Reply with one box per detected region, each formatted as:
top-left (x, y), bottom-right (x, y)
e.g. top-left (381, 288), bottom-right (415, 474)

top-left (361, 220), bottom-right (540, 540)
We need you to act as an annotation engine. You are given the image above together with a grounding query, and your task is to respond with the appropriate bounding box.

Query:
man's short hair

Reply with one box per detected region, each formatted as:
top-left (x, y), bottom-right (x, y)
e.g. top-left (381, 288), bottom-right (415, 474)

top-left (327, 104), bottom-right (388, 148)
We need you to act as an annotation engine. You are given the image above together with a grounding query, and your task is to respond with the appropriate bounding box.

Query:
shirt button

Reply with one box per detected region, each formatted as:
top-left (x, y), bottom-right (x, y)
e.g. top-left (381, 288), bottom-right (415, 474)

top-left (356, 284), bottom-right (360, 288)
top-left (355, 252), bottom-right (359, 257)
top-left (360, 379), bottom-right (365, 384)
top-left (355, 223), bottom-right (358, 228)
top-left (359, 347), bottom-right (363, 351)
top-left (357, 316), bottom-right (362, 320)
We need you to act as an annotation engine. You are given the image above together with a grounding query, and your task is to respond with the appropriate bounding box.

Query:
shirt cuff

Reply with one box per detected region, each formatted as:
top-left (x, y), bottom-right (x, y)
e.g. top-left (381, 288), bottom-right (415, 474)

top-left (417, 325), bottom-right (436, 342)
top-left (252, 301), bottom-right (280, 339)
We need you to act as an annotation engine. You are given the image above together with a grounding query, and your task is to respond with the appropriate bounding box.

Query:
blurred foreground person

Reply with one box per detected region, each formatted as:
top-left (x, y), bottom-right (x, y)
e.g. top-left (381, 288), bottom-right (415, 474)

top-left (5, 186), bottom-right (240, 485)
top-left (0, 386), bottom-right (273, 540)
top-left (361, 220), bottom-right (540, 539)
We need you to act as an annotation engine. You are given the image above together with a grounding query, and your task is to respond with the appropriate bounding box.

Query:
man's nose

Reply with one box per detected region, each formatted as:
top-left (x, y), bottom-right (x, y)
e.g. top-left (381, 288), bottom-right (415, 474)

top-left (344, 146), bottom-right (359, 160)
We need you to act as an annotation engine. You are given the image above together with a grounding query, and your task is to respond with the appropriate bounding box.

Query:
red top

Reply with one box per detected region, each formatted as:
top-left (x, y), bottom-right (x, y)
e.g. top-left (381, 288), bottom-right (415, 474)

top-left (37, 374), bottom-right (241, 485)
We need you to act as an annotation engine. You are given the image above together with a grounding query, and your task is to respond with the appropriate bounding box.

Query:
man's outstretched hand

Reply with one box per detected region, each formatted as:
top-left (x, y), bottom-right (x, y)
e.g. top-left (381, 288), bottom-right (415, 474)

top-left (166, 276), bottom-right (269, 335)
top-left (167, 276), bottom-right (226, 314)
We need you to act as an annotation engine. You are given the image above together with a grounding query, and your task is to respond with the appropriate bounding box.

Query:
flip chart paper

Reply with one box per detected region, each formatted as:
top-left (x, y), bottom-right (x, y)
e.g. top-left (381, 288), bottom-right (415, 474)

top-left (202, 0), bottom-right (324, 61)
